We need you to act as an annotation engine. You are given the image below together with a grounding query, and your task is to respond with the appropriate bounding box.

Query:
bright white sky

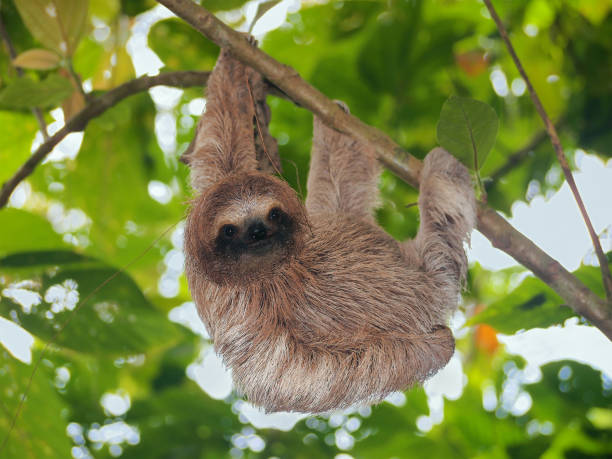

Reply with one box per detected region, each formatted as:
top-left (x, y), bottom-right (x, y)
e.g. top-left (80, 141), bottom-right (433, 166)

top-left (1, 0), bottom-right (611, 441)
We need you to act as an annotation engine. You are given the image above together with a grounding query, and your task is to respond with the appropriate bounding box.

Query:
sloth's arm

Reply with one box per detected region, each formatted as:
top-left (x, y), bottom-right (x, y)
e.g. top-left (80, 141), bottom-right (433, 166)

top-left (182, 48), bottom-right (259, 192)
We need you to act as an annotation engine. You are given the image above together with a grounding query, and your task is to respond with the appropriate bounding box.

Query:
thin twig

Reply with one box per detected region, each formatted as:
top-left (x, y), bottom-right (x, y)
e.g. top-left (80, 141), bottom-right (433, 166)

top-left (155, 0), bottom-right (612, 338)
top-left (0, 71), bottom-right (210, 208)
top-left (0, 12), bottom-right (49, 141)
top-left (67, 58), bottom-right (89, 102)
top-left (483, 0), bottom-right (612, 299)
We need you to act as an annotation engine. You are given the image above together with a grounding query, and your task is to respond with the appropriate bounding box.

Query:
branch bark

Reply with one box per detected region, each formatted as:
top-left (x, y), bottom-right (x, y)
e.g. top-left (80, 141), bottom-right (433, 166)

top-left (0, 71), bottom-right (210, 208)
top-left (156, 0), bottom-right (612, 339)
top-left (483, 0), bottom-right (612, 300)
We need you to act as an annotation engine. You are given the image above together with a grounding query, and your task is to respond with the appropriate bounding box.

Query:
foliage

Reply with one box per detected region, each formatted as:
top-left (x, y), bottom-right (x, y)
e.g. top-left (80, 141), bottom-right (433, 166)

top-left (1, 0), bottom-right (611, 458)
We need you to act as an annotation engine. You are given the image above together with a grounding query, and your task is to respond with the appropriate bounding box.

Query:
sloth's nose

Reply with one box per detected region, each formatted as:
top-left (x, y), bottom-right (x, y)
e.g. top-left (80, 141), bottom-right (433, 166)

top-left (248, 221), bottom-right (268, 241)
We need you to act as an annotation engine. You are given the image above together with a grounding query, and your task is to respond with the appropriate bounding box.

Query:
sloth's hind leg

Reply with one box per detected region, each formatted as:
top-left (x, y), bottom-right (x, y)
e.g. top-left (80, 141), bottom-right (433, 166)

top-left (306, 102), bottom-right (380, 220)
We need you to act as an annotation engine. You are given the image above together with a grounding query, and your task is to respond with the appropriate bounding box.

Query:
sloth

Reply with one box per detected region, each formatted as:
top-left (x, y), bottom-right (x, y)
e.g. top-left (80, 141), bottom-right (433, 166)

top-left (182, 47), bottom-right (476, 413)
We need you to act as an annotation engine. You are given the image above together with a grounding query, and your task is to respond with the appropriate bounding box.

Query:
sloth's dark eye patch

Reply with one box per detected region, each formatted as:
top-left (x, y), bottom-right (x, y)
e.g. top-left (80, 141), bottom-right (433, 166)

top-left (221, 224), bottom-right (238, 238)
top-left (268, 207), bottom-right (281, 221)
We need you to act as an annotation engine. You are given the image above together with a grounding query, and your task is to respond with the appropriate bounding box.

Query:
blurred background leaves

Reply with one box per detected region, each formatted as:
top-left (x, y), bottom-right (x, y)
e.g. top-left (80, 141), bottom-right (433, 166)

top-left (1, 0), bottom-right (612, 457)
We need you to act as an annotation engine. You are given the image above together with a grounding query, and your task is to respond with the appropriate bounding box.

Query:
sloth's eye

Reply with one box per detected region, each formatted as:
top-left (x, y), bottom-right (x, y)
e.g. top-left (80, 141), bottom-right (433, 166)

top-left (268, 208), bottom-right (281, 221)
top-left (221, 224), bottom-right (237, 238)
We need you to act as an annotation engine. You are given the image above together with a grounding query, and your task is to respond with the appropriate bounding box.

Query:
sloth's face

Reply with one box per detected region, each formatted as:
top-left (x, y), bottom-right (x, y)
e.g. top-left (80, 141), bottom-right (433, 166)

top-left (185, 173), bottom-right (307, 285)
top-left (212, 198), bottom-right (295, 258)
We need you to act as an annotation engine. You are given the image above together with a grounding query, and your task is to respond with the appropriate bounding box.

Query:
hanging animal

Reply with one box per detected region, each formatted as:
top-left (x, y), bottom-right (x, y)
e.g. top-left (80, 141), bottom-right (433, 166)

top-left (182, 44), bottom-right (476, 413)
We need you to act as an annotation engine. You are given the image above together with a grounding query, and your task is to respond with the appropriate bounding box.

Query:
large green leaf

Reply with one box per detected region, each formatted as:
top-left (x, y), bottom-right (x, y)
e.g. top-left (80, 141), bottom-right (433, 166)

top-left (355, 388), bottom-right (429, 456)
top-left (0, 250), bottom-right (182, 355)
top-left (436, 96), bottom-right (499, 170)
top-left (468, 277), bottom-right (575, 333)
top-left (441, 386), bottom-right (528, 456)
top-left (14, 0), bottom-right (88, 56)
top-left (31, 93), bottom-right (182, 269)
top-left (0, 112), bottom-right (38, 184)
top-left (357, 1), bottom-right (423, 96)
top-left (0, 74), bottom-right (73, 110)
top-left (528, 361), bottom-right (611, 422)
top-left (0, 209), bottom-right (65, 257)
top-left (121, 383), bottom-right (241, 459)
top-left (0, 349), bottom-right (72, 458)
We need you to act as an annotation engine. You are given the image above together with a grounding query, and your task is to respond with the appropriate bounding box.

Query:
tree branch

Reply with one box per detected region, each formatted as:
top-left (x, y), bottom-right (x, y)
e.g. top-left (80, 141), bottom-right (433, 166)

top-left (155, 0), bottom-right (612, 339)
top-left (483, 0), bottom-right (612, 299)
top-left (0, 70), bottom-right (210, 208)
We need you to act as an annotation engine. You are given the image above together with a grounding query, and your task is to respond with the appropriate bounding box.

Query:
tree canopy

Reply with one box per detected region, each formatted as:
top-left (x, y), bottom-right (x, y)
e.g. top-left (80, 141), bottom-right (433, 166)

top-left (1, 0), bottom-right (611, 457)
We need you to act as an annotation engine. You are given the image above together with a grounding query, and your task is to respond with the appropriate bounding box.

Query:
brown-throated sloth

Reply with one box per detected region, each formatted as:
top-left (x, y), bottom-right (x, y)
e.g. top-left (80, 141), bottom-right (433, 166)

top-left (182, 47), bottom-right (476, 413)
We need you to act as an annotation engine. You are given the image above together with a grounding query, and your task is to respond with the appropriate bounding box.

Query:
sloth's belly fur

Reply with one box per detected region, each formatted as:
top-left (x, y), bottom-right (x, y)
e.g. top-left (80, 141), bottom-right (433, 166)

top-left (193, 221), bottom-right (454, 413)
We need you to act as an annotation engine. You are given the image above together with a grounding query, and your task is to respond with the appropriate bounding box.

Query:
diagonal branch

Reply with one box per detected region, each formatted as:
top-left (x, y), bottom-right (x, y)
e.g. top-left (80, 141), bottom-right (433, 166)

top-left (483, 0), bottom-right (612, 299)
top-left (155, 0), bottom-right (612, 339)
top-left (0, 70), bottom-right (210, 208)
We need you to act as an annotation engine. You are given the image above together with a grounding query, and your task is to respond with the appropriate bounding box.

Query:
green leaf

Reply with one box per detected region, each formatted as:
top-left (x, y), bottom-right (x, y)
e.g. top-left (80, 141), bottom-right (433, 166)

top-left (0, 209), bottom-right (65, 257)
top-left (72, 37), bottom-right (106, 81)
top-left (121, 383), bottom-right (242, 458)
top-left (528, 361), bottom-right (612, 422)
top-left (573, 263), bottom-right (611, 298)
top-left (31, 93), bottom-right (183, 269)
top-left (357, 2), bottom-right (422, 95)
top-left (0, 112), bottom-right (38, 184)
top-left (436, 96), bottom-right (499, 170)
top-left (0, 250), bottom-right (183, 355)
top-left (468, 277), bottom-right (575, 334)
top-left (89, 0), bottom-right (120, 21)
top-left (0, 73), bottom-right (73, 110)
top-left (14, 0), bottom-right (89, 56)
top-left (47, 351), bottom-right (122, 424)
top-left (201, 0), bottom-right (250, 12)
top-left (120, 0), bottom-right (155, 16)
top-left (149, 18), bottom-right (219, 71)
top-left (0, 350), bottom-right (72, 458)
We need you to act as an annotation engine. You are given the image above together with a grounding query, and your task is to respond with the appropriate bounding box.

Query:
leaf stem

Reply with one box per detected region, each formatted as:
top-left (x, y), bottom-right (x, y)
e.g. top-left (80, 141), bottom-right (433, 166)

top-left (66, 58), bottom-right (88, 101)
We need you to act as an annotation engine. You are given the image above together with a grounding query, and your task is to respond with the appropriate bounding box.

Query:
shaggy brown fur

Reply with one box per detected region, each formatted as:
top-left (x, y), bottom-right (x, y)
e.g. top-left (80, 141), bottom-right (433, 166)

top-left (184, 47), bottom-right (476, 413)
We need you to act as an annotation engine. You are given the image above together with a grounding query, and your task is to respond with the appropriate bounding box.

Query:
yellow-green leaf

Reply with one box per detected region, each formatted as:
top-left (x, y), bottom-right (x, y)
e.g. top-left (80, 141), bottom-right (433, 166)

top-left (14, 0), bottom-right (89, 56)
top-left (0, 73), bottom-right (73, 109)
top-left (12, 48), bottom-right (61, 69)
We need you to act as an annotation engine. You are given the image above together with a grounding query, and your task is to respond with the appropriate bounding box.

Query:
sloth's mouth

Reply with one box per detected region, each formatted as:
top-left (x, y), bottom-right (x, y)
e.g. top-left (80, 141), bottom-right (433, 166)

top-left (245, 234), bottom-right (279, 253)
